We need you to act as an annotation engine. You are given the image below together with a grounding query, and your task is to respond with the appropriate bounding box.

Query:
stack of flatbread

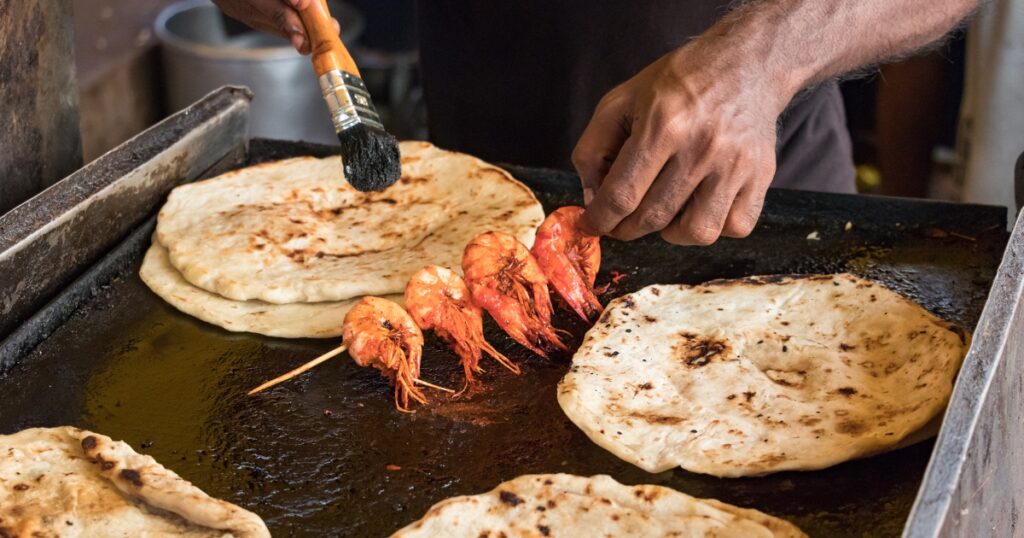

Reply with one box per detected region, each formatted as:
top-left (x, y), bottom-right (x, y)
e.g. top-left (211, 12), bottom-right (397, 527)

top-left (391, 473), bottom-right (807, 537)
top-left (142, 141), bottom-right (545, 338)
top-left (558, 274), bottom-right (970, 477)
top-left (0, 426), bottom-right (268, 537)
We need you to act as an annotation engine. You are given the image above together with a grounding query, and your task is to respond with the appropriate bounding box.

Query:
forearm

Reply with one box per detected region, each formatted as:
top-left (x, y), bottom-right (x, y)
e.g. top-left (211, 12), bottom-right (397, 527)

top-left (697, 0), bottom-right (983, 112)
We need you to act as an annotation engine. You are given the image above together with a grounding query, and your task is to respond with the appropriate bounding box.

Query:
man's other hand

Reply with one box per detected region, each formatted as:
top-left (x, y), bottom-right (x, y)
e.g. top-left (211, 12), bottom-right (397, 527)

top-left (572, 40), bottom-right (785, 246)
top-left (211, 0), bottom-right (340, 54)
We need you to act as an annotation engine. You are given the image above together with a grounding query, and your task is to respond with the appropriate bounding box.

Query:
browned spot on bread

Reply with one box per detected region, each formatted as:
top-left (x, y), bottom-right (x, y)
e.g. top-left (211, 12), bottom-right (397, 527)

top-left (498, 490), bottom-right (523, 506)
top-left (675, 332), bottom-right (729, 367)
top-left (12, 484), bottom-right (28, 491)
top-left (81, 436), bottom-right (97, 451)
top-left (538, 525), bottom-right (550, 536)
top-left (650, 287), bottom-right (661, 296)
top-left (627, 412), bottom-right (684, 425)
top-left (756, 453), bottom-right (789, 466)
top-left (839, 343), bottom-right (855, 351)
top-left (643, 315), bottom-right (658, 323)
top-left (632, 487), bottom-right (659, 502)
top-left (119, 469), bottom-right (144, 487)
top-left (637, 382), bottom-right (653, 390)
top-left (837, 387), bottom-right (858, 396)
top-left (836, 420), bottom-right (868, 435)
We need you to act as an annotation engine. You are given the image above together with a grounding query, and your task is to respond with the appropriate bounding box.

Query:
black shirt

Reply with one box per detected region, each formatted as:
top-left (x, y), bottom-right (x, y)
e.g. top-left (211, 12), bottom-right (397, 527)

top-left (416, 0), bottom-right (856, 193)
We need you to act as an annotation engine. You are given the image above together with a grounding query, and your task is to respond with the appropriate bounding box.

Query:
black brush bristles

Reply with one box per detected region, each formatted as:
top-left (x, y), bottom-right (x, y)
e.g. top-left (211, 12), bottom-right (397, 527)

top-left (338, 123), bottom-right (402, 192)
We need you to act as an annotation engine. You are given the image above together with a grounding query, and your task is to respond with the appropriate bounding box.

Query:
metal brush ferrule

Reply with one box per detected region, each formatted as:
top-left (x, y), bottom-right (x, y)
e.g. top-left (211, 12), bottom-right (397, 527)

top-left (318, 69), bottom-right (384, 133)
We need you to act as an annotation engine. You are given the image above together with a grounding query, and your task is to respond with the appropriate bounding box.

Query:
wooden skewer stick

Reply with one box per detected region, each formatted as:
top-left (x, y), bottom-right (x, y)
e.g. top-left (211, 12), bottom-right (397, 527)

top-left (248, 345), bottom-right (347, 395)
top-left (415, 378), bottom-right (455, 394)
top-left (247, 345), bottom-right (456, 396)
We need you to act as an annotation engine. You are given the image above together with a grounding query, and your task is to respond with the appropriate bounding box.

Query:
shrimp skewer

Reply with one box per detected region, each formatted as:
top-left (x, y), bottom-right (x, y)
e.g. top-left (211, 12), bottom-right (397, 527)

top-left (343, 297), bottom-right (429, 412)
top-left (248, 297), bottom-right (452, 412)
top-left (405, 265), bottom-right (520, 390)
top-left (462, 232), bottom-right (568, 357)
top-left (531, 206), bottom-right (603, 322)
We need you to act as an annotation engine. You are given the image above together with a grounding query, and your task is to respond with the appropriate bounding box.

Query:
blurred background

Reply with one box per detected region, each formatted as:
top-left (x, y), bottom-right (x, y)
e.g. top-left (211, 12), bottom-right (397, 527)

top-left (45, 0), bottom-right (1021, 209)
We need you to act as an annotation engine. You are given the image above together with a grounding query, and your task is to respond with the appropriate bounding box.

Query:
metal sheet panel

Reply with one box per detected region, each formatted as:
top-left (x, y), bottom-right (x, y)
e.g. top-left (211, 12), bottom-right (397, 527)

top-left (905, 195), bottom-right (1024, 538)
top-left (0, 87), bottom-right (251, 354)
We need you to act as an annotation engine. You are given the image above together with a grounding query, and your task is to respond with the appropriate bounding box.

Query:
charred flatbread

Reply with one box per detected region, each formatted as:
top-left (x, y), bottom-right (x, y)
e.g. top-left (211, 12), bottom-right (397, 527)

top-left (390, 473), bottom-right (806, 537)
top-left (140, 240), bottom-right (402, 338)
top-left (558, 274), bottom-right (969, 477)
top-left (155, 141), bottom-right (544, 304)
top-left (0, 426), bottom-right (269, 537)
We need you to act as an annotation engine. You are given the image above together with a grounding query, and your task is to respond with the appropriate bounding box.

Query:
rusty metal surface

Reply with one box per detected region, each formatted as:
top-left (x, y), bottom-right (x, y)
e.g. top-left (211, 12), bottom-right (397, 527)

top-left (0, 138), bottom-right (1010, 537)
top-left (0, 0), bottom-right (82, 214)
top-left (0, 87), bottom-right (251, 350)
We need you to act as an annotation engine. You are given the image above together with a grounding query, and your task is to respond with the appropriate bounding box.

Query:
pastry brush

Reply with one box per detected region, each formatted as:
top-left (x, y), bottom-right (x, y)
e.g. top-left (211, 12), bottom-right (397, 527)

top-left (297, 0), bottom-right (401, 192)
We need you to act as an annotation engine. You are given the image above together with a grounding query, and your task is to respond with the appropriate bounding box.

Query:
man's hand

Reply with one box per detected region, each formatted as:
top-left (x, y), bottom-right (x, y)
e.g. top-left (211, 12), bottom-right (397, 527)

top-left (573, 40), bottom-right (784, 245)
top-left (573, 0), bottom-right (982, 245)
top-left (211, 0), bottom-right (339, 54)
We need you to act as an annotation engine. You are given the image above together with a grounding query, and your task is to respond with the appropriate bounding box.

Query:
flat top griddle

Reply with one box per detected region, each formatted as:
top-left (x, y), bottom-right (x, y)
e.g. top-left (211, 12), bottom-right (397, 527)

top-left (0, 139), bottom-right (1008, 537)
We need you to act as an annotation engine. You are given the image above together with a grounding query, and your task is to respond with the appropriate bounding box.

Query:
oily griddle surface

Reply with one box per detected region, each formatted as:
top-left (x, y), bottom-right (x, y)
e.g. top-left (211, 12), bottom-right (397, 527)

top-left (0, 140), bottom-right (1008, 537)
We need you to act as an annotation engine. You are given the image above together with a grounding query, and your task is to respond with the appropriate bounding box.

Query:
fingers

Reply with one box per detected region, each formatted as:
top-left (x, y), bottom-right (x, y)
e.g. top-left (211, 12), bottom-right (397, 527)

top-left (610, 150), bottom-right (711, 240)
top-left (213, 0), bottom-right (309, 53)
top-left (721, 150), bottom-right (774, 238)
top-left (254, 0), bottom-right (308, 50)
top-left (572, 91), bottom-right (630, 207)
top-left (721, 183), bottom-right (766, 238)
top-left (660, 173), bottom-right (742, 246)
top-left (579, 131), bottom-right (671, 236)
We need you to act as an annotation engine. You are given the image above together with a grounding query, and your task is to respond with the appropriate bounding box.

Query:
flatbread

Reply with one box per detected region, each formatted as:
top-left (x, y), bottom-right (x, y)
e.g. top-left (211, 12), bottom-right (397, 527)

top-left (390, 473), bottom-right (806, 537)
top-left (156, 141), bottom-right (544, 304)
top-left (0, 426), bottom-right (269, 537)
top-left (140, 241), bottom-right (402, 338)
top-left (558, 274), bottom-right (969, 477)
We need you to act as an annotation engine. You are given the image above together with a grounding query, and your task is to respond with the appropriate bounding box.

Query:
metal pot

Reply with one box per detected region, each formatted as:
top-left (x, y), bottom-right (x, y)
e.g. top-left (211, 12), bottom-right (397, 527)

top-left (155, 0), bottom-right (363, 145)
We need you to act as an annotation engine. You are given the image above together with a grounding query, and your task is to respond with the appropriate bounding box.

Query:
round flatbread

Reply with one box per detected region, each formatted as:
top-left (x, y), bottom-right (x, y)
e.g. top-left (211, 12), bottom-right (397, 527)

top-left (155, 141), bottom-right (544, 304)
top-left (140, 241), bottom-right (403, 338)
top-left (0, 426), bottom-right (268, 537)
top-left (558, 274), bottom-right (969, 477)
top-left (390, 473), bottom-right (806, 538)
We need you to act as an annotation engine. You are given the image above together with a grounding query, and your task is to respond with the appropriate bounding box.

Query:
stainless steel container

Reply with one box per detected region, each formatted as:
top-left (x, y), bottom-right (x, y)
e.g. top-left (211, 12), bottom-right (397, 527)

top-left (155, 0), bottom-right (363, 145)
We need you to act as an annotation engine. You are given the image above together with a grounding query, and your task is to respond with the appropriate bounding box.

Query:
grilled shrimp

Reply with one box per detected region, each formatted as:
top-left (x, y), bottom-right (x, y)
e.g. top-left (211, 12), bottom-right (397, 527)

top-left (343, 296), bottom-right (427, 412)
top-left (462, 232), bottom-right (568, 357)
top-left (405, 265), bottom-right (520, 389)
top-left (531, 206), bottom-right (603, 321)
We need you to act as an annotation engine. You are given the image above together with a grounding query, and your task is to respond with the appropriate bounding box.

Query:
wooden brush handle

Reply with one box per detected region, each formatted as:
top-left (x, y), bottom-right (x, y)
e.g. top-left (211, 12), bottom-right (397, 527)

top-left (298, 0), bottom-right (360, 77)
